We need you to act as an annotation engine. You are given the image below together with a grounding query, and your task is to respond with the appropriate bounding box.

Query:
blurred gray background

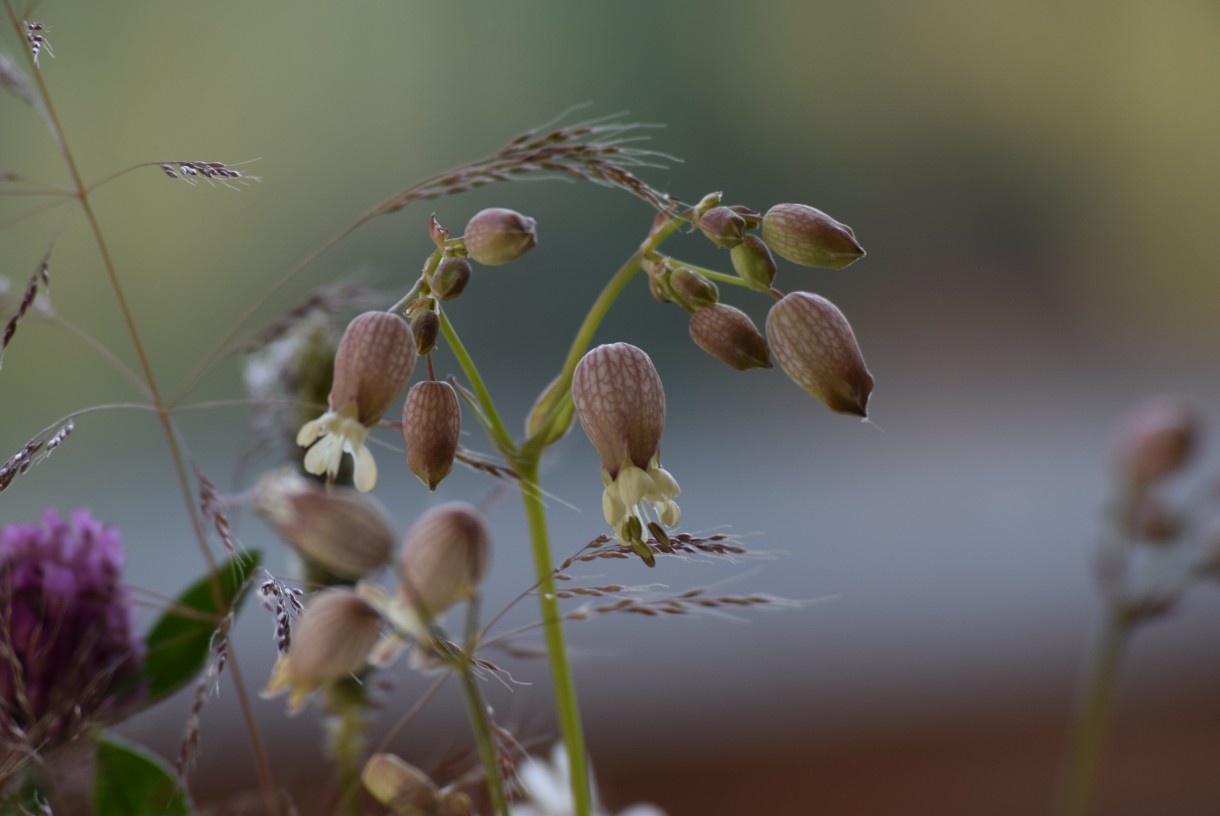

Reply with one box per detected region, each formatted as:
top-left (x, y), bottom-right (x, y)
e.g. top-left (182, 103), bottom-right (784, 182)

top-left (3, 2), bottom-right (1220, 814)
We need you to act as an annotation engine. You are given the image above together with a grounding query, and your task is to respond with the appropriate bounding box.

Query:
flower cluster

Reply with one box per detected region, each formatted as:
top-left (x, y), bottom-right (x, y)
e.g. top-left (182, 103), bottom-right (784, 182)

top-left (0, 509), bottom-right (144, 747)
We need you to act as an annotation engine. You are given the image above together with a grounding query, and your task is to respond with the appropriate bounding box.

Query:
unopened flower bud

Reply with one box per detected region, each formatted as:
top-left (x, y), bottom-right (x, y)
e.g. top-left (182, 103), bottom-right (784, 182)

top-left (399, 503), bottom-right (490, 617)
top-left (254, 469), bottom-right (393, 579)
top-left (297, 311), bottom-right (417, 491)
top-left (689, 304), bottom-right (771, 371)
top-left (525, 373), bottom-right (576, 447)
top-left (411, 309), bottom-right (440, 356)
top-left (429, 214), bottom-right (449, 247)
top-left (766, 291), bottom-right (874, 416)
top-left (403, 381), bottom-right (461, 491)
top-left (463, 208), bottom-right (537, 266)
top-left (362, 753), bottom-right (439, 815)
top-left (438, 791), bottom-right (472, 816)
top-left (1124, 496), bottom-right (1179, 544)
top-left (730, 234), bottom-right (777, 292)
top-left (1114, 396), bottom-right (1200, 490)
top-left (761, 203), bottom-right (865, 270)
top-left (426, 257), bottom-right (471, 301)
top-left (668, 267), bottom-right (719, 310)
top-left (698, 206), bottom-right (746, 249)
top-left (263, 587), bottom-right (383, 713)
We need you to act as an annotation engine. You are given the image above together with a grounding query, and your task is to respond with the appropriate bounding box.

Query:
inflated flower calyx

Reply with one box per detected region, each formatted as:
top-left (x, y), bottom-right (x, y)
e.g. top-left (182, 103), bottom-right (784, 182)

top-left (1114, 396), bottom-right (1200, 490)
top-left (697, 206), bottom-right (747, 248)
top-left (399, 503), bottom-right (490, 618)
top-left (462, 208), bottom-right (537, 266)
top-left (426, 257), bottom-right (471, 301)
top-left (730, 234), bottom-right (778, 292)
top-left (362, 753), bottom-right (440, 815)
top-left (689, 303), bottom-right (772, 371)
top-left (761, 203), bottom-right (865, 270)
top-left (297, 311), bottom-right (416, 491)
top-left (572, 343), bottom-right (682, 566)
top-left (253, 468), bottom-right (393, 579)
top-left (402, 381), bottom-right (461, 490)
top-left (667, 267), bottom-right (719, 310)
top-left (766, 291), bottom-right (873, 416)
top-left (262, 587), bottom-right (383, 714)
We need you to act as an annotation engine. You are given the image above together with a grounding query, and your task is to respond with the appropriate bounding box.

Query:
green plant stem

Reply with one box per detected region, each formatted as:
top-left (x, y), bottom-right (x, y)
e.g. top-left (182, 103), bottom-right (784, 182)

top-left (660, 257), bottom-right (753, 289)
top-left (437, 308), bottom-right (516, 456)
top-left (454, 655), bottom-right (509, 816)
top-left (1060, 608), bottom-right (1131, 816)
top-left (327, 680), bottom-right (368, 816)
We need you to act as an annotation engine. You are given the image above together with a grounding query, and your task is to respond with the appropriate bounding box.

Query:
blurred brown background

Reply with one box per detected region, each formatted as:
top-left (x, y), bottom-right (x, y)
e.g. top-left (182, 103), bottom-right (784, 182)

top-left (3, 2), bottom-right (1220, 814)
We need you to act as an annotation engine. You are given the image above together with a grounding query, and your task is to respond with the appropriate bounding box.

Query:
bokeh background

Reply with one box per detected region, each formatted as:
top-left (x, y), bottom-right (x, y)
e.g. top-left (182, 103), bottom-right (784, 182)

top-left (3, 2), bottom-right (1220, 814)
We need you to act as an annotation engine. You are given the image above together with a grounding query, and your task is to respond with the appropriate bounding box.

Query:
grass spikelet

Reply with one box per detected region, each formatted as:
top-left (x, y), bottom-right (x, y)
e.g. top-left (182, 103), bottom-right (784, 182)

top-left (195, 466), bottom-right (237, 556)
top-left (0, 420), bottom-right (73, 495)
top-left (0, 251), bottom-right (51, 370)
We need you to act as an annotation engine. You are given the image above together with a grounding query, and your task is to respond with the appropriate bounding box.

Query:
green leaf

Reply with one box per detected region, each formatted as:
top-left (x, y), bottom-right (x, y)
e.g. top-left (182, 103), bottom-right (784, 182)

top-left (142, 550), bottom-right (260, 704)
top-left (94, 735), bottom-right (189, 816)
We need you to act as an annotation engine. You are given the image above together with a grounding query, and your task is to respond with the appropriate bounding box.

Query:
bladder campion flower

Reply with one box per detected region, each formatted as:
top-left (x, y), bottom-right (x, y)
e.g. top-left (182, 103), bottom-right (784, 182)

top-left (398, 502), bottom-right (490, 621)
top-left (262, 587), bottom-right (383, 714)
top-left (572, 343), bottom-right (681, 567)
top-left (510, 743), bottom-right (666, 816)
top-left (402, 381), bottom-right (462, 491)
top-left (767, 291), bottom-right (874, 417)
top-left (0, 509), bottom-right (144, 746)
top-left (297, 311), bottom-right (416, 492)
top-left (463, 207), bottom-right (538, 266)
top-left (760, 203), bottom-right (865, 270)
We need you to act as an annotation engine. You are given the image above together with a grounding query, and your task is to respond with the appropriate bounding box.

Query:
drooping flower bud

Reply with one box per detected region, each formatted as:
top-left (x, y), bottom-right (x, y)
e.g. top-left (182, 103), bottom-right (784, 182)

top-left (297, 311), bottom-right (416, 491)
top-left (1114, 396), bottom-right (1200, 490)
top-left (572, 344), bottom-right (682, 566)
top-left (426, 257), bottom-right (471, 301)
top-left (403, 381), bottom-right (461, 491)
top-left (399, 503), bottom-right (490, 618)
top-left (689, 304), bottom-right (772, 371)
top-left (463, 208), bottom-right (537, 266)
top-left (761, 203), bottom-right (865, 270)
top-left (262, 587), bottom-right (383, 714)
top-left (730, 234), bottom-right (778, 292)
top-left (667, 267), bottom-right (719, 310)
top-left (697, 206), bottom-right (747, 249)
top-left (766, 291), bottom-right (874, 416)
top-left (362, 753), bottom-right (440, 815)
top-left (253, 468), bottom-right (393, 579)
top-left (411, 309), bottom-right (440, 356)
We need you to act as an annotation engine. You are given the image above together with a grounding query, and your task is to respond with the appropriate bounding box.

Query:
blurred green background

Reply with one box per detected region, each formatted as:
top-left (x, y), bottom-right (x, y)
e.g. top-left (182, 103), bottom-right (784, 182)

top-left (3, 2), bottom-right (1220, 814)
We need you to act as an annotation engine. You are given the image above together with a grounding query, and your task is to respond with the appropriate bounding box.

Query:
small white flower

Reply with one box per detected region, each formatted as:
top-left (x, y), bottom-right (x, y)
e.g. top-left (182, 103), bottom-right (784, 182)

top-left (510, 743), bottom-right (667, 816)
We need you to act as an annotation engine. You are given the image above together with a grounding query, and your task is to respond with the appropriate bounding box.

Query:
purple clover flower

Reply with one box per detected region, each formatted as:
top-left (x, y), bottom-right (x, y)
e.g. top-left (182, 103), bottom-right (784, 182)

top-left (0, 509), bottom-right (144, 747)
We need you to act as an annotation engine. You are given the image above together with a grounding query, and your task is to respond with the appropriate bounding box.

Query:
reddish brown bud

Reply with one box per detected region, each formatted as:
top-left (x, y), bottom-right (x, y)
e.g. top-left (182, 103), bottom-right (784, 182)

top-left (1115, 396), bottom-right (1200, 489)
top-left (667, 267), bottom-right (719, 310)
top-left (426, 257), bottom-right (471, 301)
top-left (410, 309), bottom-right (440, 356)
top-left (766, 291), bottom-right (874, 416)
top-left (730, 234), bottom-right (777, 292)
top-left (689, 304), bottom-right (772, 371)
top-left (463, 208), bottom-right (537, 266)
top-left (761, 203), bottom-right (865, 270)
top-left (429, 214), bottom-right (449, 246)
top-left (399, 503), bottom-right (490, 617)
top-left (403, 381), bottom-right (461, 491)
top-left (572, 343), bottom-right (666, 478)
top-left (698, 206), bottom-right (747, 248)
top-left (329, 311), bottom-right (416, 425)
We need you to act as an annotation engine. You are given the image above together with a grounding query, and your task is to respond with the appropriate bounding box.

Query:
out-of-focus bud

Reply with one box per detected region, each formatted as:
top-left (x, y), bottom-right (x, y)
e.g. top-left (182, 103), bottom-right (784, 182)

top-left (262, 587), bottom-right (382, 714)
top-left (253, 468), bottom-right (393, 579)
top-left (572, 344), bottom-right (681, 566)
top-left (411, 309), bottom-right (440, 357)
top-left (689, 304), bottom-right (772, 371)
top-left (693, 191), bottom-right (723, 219)
top-left (402, 381), bottom-right (461, 491)
top-left (437, 791), bottom-right (472, 816)
top-left (297, 311), bottom-right (416, 491)
top-left (697, 206), bottom-right (747, 249)
top-left (667, 267), bottom-right (719, 310)
top-left (525, 373), bottom-right (576, 447)
top-left (766, 291), bottom-right (874, 417)
top-left (426, 257), bottom-right (471, 301)
top-left (463, 208), bottom-right (537, 266)
top-left (362, 753), bottom-right (439, 816)
top-left (1114, 396), bottom-right (1200, 490)
top-left (1123, 496), bottom-right (1179, 544)
top-left (761, 203), bottom-right (865, 270)
top-left (399, 503), bottom-right (490, 617)
top-left (730, 234), bottom-right (778, 292)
